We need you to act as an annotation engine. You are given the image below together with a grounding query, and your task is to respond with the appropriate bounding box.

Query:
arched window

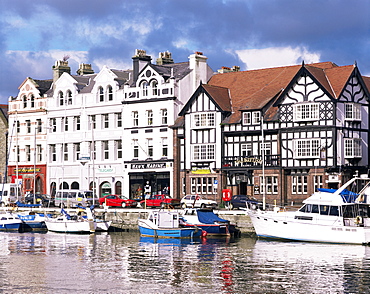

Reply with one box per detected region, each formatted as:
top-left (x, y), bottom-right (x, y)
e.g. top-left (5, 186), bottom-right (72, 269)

top-left (99, 86), bottom-right (104, 102)
top-left (59, 182), bottom-right (69, 189)
top-left (50, 182), bottom-right (57, 197)
top-left (115, 181), bottom-right (122, 195)
top-left (58, 91), bottom-right (64, 106)
top-left (141, 81), bottom-right (149, 97)
top-left (23, 95), bottom-right (27, 108)
top-left (152, 80), bottom-right (158, 96)
top-left (67, 90), bottom-right (72, 105)
top-left (30, 95), bottom-right (35, 108)
top-left (71, 182), bottom-right (79, 189)
top-left (107, 85), bottom-right (113, 101)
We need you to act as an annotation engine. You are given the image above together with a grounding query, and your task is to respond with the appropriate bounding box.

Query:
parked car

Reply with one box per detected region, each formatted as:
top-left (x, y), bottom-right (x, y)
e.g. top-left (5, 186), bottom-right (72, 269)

top-left (24, 193), bottom-right (54, 207)
top-left (99, 195), bottom-right (137, 208)
top-left (180, 195), bottom-right (218, 209)
top-left (139, 194), bottom-right (180, 208)
top-left (229, 195), bottom-right (260, 210)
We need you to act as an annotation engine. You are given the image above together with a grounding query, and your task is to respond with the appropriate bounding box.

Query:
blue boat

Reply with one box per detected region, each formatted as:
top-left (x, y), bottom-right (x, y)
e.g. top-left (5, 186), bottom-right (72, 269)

top-left (0, 211), bottom-right (23, 231)
top-left (180, 208), bottom-right (241, 237)
top-left (17, 212), bottom-right (49, 231)
top-left (138, 210), bottom-right (202, 238)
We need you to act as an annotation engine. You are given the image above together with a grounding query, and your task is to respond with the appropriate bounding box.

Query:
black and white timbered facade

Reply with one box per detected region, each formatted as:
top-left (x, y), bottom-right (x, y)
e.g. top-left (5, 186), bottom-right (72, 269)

top-left (177, 62), bottom-right (370, 205)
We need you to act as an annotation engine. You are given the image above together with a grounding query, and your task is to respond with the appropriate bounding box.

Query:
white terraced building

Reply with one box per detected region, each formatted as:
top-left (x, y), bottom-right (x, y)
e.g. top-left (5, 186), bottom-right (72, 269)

top-left (7, 50), bottom-right (213, 199)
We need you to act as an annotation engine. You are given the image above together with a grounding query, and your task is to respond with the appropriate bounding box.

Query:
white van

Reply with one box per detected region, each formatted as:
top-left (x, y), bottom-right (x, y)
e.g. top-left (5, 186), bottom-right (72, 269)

top-left (0, 183), bottom-right (21, 207)
top-left (54, 189), bottom-right (98, 208)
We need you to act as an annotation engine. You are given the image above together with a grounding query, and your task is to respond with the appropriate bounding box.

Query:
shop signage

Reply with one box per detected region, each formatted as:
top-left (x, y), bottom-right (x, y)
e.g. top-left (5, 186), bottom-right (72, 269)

top-left (191, 167), bottom-right (211, 174)
top-left (97, 168), bottom-right (115, 173)
top-left (15, 167), bottom-right (41, 173)
top-left (131, 163), bottom-right (166, 169)
top-left (235, 157), bottom-right (262, 165)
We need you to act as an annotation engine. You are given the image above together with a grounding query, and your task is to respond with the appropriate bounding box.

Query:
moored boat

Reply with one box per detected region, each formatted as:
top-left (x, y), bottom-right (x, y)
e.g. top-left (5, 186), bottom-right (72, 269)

top-left (247, 175), bottom-right (370, 245)
top-left (0, 211), bottom-right (23, 231)
top-left (44, 208), bottom-right (96, 233)
top-left (180, 208), bottom-right (240, 237)
top-left (17, 211), bottom-right (49, 231)
top-left (138, 210), bottom-right (202, 238)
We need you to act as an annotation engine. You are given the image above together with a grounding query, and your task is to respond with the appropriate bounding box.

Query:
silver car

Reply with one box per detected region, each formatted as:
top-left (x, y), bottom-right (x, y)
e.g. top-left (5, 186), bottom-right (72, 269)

top-left (180, 195), bottom-right (218, 209)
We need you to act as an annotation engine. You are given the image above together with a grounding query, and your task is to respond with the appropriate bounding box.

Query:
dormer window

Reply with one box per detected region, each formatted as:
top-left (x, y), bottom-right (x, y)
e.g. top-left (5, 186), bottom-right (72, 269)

top-left (242, 111), bottom-right (260, 125)
top-left (22, 95), bottom-right (27, 108)
top-left (107, 85), bottom-right (113, 101)
top-left (67, 90), bottom-right (72, 105)
top-left (98, 86), bottom-right (104, 102)
top-left (141, 81), bottom-right (149, 97)
top-left (345, 103), bottom-right (361, 121)
top-left (293, 103), bottom-right (319, 122)
top-left (152, 80), bottom-right (158, 96)
top-left (58, 91), bottom-right (64, 106)
top-left (30, 95), bottom-right (35, 108)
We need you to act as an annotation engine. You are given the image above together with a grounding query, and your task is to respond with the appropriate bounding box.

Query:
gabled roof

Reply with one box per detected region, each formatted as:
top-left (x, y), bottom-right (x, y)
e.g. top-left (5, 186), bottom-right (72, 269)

top-left (178, 83), bottom-right (231, 117)
top-left (207, 61), bottom-right (366, 124)
top-left (202, 84), bottom-right (232, 112)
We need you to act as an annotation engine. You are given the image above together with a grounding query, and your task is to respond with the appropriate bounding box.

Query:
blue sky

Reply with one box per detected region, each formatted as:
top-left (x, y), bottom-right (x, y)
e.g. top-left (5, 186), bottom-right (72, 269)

top-left (0, 0), bottom-right (369, 104)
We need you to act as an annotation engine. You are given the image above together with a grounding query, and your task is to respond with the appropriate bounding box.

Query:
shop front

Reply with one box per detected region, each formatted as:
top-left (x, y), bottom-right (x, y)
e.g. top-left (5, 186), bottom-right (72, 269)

top-left (126, 161), bottom-right (173, 200)
top-left (7, 164), bottom-right (47, 196)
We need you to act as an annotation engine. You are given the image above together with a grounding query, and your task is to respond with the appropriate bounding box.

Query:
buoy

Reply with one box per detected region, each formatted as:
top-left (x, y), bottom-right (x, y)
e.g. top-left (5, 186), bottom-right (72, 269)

top-left (201, 230), bottom-right (208, 238)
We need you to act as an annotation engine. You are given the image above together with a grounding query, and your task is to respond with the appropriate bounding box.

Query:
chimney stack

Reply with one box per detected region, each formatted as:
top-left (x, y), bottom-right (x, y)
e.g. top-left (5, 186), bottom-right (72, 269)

top-left (52, 60), bottom-right (71, 83)
top-left (132, 49), bottom-right (152, 85)
top-left (156, 51), bottom-right (174, 65)
top-left (77, 63), bottom-right (94, 75)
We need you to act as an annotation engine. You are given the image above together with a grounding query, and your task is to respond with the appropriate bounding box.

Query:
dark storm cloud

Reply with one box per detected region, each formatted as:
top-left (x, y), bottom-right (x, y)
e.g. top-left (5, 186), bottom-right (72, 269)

top-left (0, 0), bottom-right (369, 103)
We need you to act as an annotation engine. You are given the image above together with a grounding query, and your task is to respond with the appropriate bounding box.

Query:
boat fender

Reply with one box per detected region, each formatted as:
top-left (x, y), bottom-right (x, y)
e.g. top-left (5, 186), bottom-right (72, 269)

top-left (355, 216), bottom-right (363, 224)
top-left (201, 230), bottom-right (208, 238)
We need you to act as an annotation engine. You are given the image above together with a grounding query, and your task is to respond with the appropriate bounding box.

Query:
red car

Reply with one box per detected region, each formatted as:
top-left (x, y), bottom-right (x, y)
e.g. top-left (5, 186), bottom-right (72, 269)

top-left (139, 194), bottom-right (180, 208)
top-left (99, 195), bottom-right (137, 208)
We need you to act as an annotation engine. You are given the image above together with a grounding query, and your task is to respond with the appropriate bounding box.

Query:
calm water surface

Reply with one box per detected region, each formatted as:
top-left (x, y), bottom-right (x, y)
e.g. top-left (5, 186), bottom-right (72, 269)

top-left (0, 231), bottom-right (370, 293)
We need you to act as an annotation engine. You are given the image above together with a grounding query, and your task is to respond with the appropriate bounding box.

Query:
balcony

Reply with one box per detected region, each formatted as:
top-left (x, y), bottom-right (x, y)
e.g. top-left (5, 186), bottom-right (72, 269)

top-left (222, 155), bottom-right (280, 169)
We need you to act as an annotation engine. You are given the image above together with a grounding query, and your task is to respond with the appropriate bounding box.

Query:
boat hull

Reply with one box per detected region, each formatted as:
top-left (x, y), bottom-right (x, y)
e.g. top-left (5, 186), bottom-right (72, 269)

top-left (45, 219), bottom-right (96, 233)
top-left (0, 222), bottom-right (22, 231)
top-left (248, 210), bottom-right (370, 245)
top-left (138, 219), bottom-right (201, 238)
top-left (181, 223), bottom-right (237, 236)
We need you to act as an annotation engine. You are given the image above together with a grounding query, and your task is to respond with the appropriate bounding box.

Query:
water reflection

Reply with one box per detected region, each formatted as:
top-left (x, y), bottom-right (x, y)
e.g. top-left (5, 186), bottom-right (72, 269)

top-left (0, 232), bottom-right (370, 293)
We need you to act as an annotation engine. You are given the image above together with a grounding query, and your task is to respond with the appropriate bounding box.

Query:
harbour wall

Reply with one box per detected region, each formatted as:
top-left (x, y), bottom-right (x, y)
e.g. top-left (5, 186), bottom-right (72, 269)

top-left (13, 207), bottom-right (256, 235)
top-left (95, 208), bottom-right (255, 235)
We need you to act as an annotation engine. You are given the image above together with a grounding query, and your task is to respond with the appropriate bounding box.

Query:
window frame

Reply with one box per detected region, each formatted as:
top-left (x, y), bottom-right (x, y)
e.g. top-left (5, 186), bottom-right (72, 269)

top-left (293, 103), bottom-right (319, 122)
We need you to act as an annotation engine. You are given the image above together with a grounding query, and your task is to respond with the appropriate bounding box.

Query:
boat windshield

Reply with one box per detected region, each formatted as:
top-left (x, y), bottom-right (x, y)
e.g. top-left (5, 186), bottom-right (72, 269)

top-left (299, 204), bottom-right (339, 216)
top-left (342, 204), bottom-right (370, 218)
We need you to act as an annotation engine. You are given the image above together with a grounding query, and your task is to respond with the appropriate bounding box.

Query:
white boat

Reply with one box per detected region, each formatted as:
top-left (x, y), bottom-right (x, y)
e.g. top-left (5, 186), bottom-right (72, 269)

top-left (247, 175), bottom-right (370, 245)
top-left (94, 219), bottom-right (112, 231)
top-left (45, 208), bottom-right (96, 233)
top-left (0, 211), bottom-right (22, 231)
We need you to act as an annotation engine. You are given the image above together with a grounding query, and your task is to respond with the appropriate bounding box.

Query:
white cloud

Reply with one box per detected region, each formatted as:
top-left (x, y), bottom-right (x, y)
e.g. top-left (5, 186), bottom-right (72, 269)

top-left (235, 46), bottom-right (321, 70)
top-left (93, 57), bottom-right (131, 71)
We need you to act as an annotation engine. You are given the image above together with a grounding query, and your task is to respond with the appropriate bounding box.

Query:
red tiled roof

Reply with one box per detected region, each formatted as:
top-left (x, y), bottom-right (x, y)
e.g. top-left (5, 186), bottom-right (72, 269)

top-left (202, 84), bottom-right (232, 112)
top-left (208, 62), bottom-right (361, 124)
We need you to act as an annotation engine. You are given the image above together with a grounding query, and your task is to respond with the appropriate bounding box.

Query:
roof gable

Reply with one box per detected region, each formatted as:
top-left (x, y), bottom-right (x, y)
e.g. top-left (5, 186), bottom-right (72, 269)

top-left (178, 84), bottom-right (231, 116)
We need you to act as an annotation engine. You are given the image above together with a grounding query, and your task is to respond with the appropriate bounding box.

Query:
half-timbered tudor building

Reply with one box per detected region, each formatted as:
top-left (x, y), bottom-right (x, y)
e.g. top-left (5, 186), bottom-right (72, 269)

top-left (176, 62), bottom-right (370, 205)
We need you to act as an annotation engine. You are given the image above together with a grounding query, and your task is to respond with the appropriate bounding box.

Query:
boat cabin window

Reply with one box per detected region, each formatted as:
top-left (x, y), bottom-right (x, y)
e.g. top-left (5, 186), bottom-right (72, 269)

top-left (320, 205), bottom-right (329, 215)
top-left (342, 204), bottom-right (370, 218)
top-left (299, 204), bottom-right (319, 213)
top-left (329, 206), bottom-right (339, 216)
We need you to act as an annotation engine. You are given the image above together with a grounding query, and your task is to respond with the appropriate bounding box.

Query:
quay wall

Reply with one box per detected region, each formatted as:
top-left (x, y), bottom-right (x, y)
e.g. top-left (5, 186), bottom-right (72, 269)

top-left (13, 207), bottom-right (255, 235)
top-left (95, 208), bottom-right (255, 235)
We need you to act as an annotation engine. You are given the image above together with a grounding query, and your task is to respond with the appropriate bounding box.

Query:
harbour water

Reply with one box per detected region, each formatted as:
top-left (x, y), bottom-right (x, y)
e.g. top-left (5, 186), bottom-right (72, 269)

top-left (1, 231), bottom-right (370, 294)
